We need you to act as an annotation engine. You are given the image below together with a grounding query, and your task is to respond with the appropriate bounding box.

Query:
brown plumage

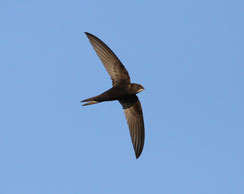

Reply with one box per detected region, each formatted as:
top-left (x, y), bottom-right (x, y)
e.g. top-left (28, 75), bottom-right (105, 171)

top-left (82, 32), bottom-right (145, 159)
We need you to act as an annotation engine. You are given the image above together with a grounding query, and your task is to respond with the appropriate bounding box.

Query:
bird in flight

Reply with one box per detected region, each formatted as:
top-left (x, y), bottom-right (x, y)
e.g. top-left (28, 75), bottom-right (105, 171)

top-left (81, 32), bottom-right (145, 159)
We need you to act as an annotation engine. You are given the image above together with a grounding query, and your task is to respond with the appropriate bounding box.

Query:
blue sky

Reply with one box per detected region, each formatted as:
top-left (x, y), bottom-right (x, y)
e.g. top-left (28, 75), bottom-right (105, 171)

top-left (1, 0), bottom-right (244, 193)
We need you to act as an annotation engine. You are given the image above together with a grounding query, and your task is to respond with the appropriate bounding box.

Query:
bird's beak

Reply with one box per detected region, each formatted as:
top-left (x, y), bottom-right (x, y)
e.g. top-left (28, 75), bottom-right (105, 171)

top-left (138, 88), bottom-right (144, 93)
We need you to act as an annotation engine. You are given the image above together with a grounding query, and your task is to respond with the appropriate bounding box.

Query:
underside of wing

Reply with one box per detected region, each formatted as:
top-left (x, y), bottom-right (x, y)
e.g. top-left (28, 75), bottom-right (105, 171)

top-left (119, 95), bottom-right (145, 158)
top-left (85, 32), bottom-right (130, 86)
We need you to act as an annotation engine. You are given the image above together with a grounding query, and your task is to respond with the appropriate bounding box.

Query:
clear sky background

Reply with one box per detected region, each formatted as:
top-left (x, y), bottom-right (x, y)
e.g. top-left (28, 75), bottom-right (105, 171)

top-left (0, 0), bottom-right (243, 194)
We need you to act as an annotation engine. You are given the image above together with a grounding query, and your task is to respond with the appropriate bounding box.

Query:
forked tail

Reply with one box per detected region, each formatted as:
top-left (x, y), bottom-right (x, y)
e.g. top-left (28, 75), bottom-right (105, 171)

top-left (81, 96), bottom-right (99, 106)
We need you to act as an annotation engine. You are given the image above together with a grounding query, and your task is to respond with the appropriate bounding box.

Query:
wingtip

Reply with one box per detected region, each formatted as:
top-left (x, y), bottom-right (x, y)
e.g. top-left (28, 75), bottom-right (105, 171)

top-left (84, 32), bottom-right (93, 37)
top-left (135, 152), bottom-right (142, 159)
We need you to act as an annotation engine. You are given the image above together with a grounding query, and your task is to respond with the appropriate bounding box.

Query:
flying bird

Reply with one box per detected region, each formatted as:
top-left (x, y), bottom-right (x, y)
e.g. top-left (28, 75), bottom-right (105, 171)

top-left (81, 32), bottom-right (145, 158)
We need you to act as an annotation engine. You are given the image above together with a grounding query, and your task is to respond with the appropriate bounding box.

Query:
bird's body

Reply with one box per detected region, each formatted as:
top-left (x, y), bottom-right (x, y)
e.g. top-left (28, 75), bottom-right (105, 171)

top-left (82, 83), bottom-right (144, 105)
top-left (82, 32), bottom-right (145, 158)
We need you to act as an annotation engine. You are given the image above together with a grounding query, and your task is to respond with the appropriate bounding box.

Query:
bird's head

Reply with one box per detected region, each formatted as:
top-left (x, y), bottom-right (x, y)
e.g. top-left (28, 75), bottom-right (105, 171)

top-left (130, 83), bottom-right (145, 94)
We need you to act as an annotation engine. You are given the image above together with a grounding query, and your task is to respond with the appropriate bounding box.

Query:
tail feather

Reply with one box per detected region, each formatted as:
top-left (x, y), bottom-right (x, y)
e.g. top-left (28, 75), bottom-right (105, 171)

top-left (82, 100), bottom-right (99, 106)
top-left (81, 96), bottom-right (95, 102)
top-left (81, 96), bottom-right (99, 106)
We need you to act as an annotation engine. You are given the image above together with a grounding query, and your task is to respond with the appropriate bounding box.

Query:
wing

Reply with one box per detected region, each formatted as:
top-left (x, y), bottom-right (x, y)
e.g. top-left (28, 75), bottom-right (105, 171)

top-left (85, 32), bottom-right (131, 86)
top-left (119, 95), bottom-right (145, 158)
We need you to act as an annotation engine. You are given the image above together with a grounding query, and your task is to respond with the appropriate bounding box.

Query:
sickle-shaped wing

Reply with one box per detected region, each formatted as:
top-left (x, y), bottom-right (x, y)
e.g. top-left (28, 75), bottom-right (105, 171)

top-left (119, 95), bottom-right (145, 158)
top-left (85, 32), bottom-right (131, 86)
